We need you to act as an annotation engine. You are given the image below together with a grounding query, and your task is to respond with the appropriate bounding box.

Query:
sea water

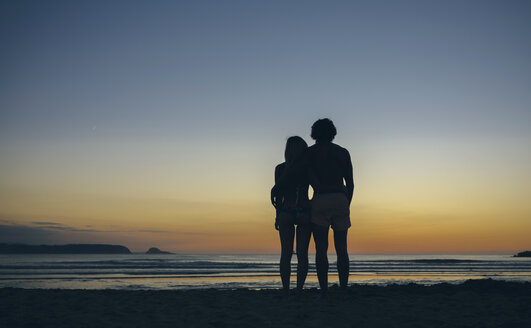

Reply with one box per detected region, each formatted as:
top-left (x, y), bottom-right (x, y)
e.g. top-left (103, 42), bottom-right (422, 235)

top-left (0, 254), bottom-right (530, 290)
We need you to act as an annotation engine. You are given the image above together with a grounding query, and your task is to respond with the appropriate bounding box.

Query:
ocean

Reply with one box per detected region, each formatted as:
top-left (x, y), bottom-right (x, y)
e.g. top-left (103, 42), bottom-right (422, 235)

top-left (1, 254), bottom-right (530, 290)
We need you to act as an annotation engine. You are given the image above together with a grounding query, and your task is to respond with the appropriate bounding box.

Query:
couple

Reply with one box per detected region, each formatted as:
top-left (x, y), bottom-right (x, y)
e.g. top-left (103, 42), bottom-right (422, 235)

top-left (271, 118), bottom-right (354, 297)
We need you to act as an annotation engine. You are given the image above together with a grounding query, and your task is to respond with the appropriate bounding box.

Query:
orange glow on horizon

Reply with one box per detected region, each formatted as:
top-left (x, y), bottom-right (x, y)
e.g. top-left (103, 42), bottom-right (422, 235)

top-left (1, 137), bottom-right (529, 254)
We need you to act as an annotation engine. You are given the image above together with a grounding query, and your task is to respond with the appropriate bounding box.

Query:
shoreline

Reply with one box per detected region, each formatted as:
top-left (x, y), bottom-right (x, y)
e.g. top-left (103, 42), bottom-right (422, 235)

top-left (2, 279), bottom-right (530, 327)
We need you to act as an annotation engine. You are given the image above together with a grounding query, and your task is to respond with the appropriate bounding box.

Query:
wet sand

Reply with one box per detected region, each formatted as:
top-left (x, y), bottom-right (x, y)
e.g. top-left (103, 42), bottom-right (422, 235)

top-left (1, 279), bottom-right (530, 328)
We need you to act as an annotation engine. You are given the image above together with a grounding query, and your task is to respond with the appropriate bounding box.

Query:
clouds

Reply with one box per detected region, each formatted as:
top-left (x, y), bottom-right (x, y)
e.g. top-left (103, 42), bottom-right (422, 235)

top-left (29, 221), bottom-right (98, 232)
top-left (0, 220), bottom-right (100, 245)
top-left (1, 220), bottom-right (196, 234)
top-left (0, 223), bottom-right (58, 245)
top-left (0, 221), bottom-right (136, 249)
top-left (0, 220), bottom-right (204, 249)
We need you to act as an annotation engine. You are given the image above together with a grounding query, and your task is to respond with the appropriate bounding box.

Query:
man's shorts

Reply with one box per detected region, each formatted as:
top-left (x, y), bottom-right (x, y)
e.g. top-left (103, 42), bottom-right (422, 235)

top-left (311, 192), bottom-right (351, 231)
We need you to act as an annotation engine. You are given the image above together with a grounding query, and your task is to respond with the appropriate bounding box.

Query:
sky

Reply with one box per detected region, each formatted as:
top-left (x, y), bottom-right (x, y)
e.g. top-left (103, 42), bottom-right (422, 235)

top-left (1, 0), bottom-right (530, 254)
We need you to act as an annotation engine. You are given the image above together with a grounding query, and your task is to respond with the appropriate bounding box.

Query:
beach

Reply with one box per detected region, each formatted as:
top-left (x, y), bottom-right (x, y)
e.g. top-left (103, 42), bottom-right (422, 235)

top-left (2, 279), bottom-right (530, 328)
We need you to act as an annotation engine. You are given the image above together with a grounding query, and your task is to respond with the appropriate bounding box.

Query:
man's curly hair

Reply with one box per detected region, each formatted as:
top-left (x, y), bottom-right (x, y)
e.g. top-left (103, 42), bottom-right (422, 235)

top-left (311, 118), bottom-right (337, 142)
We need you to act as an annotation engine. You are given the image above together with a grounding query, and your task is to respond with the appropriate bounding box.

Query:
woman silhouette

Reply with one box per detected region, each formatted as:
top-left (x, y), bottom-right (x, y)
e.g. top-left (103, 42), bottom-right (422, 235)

top-left (271, 136), bottom-right (311, 295)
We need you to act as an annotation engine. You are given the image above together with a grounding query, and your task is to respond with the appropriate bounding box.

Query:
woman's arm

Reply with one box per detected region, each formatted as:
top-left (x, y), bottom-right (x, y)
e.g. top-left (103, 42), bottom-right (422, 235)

top-left (271, 164), bottom-right (285, 208)
top-left (272, 164), bottom-right (285, 230)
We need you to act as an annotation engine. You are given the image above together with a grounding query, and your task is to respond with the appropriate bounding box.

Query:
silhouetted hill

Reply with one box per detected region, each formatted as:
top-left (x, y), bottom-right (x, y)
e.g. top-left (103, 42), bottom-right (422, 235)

top-left (514, 251), bottom-right (531, 257)
top-left (0, 243), bottom-right (131, 254)
top-left (146, 247), bottom-right (173, 254)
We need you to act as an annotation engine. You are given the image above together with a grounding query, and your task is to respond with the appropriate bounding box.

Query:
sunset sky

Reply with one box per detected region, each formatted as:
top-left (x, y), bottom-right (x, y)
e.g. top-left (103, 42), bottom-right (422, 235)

top-left (1, 0), bottom-right (530, 254)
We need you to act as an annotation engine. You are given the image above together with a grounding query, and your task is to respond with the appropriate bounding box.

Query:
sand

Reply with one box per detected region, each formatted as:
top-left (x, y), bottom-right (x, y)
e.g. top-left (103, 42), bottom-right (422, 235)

top-left (1, 279), bottom-right (530, 328)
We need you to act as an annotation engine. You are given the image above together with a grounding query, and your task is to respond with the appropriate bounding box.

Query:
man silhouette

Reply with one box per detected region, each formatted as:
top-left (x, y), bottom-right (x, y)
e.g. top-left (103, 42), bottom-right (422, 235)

top-left (273, 118), bottom-right (354, 297)
top-left (307, 118), bottom-right (353, 297)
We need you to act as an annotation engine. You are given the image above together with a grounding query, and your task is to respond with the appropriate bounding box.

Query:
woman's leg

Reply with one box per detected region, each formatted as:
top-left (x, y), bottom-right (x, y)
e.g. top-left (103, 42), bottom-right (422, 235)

top-left (279, 223), bottom-right (295, 295)
top-left (295, 223), bottom-right (311, 290)
top-left (312, 223), bottom-right (330, 295)
top-left (333, 229), bottom-right (349, 289)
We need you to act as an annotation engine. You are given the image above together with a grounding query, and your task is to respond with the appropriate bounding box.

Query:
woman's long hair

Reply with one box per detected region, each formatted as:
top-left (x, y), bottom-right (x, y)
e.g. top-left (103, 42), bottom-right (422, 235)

top-left (284, 136), bottom-right (308, 164)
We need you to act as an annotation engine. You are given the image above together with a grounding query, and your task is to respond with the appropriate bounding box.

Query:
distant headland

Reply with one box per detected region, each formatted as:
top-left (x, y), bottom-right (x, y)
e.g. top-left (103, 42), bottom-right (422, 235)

top-left (0, 243), bottom-right (131, 254)
top-left (146, 247), bottom-right (173, 254)
top-left (513, 251), bottom-right (531, 258)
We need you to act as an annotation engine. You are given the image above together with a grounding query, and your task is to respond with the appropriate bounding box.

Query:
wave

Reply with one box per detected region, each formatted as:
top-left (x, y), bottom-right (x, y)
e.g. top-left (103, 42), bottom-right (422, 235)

top-left (2, 259), bottom-right (529, 270)
top-left (1, 254), bottom-right (530, 289)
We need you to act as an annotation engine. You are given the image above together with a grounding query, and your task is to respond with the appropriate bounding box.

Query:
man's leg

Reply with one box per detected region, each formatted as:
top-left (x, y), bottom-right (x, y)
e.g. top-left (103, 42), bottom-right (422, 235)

top-left (312, 223), bottom-right (329, 295)
top-left (333, 229), bottom-right (349, 289)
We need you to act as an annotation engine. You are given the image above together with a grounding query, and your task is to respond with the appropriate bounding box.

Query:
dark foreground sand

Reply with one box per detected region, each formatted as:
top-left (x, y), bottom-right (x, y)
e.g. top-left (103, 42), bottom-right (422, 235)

top-left (1, 279), bottom-right (530, 328)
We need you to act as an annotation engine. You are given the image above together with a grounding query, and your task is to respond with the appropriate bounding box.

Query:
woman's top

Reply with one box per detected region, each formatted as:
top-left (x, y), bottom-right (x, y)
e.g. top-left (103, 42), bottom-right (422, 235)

top-left (274, 162), bottom-right (311, 213)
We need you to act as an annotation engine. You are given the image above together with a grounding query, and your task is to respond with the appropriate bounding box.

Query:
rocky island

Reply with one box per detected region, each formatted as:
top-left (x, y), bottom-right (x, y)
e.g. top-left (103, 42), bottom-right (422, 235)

top-left (146, 247), bottom-right (174, 254)
top-left (514, 251), bottom-right (531, 257)
top-left (0, 243), bottom-right (131, 254)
